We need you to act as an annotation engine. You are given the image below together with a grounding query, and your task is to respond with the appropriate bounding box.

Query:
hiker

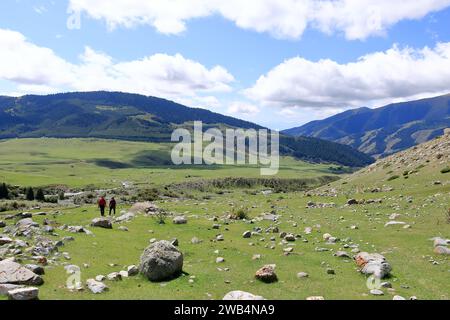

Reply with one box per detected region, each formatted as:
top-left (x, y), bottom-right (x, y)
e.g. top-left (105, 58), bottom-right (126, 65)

top-left (109, 197), bottom-right (117, 216)
top-left (98, 196), bottom-right (106, 217)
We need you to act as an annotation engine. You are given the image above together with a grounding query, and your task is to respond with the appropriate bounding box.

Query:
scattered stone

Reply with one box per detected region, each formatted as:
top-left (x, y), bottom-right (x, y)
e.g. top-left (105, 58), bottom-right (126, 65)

top-left (243, 231), bottom-right (252, 239)
top-left (297, 272), bottom-right (309, 279)
top-left (370, 289), bottom-right (384, 296)
top-left (255, 265), bottom-right (278, 283)
top-left (191, 237), bottom-right (201, 244)
top-left (171, 238), bottom-right (179, 246)
top-left (173, 216), bottom-right (187, 224)
top-left (24, 264), bottom-right (45, 275)
top-left (0, 284), bottom-right (25, 296)
top-left (118, 226), bottom-right (129, 232)
top-left (216, 257), bottom-right (225, 263)
top-left (127, 265), bottom-right (139, 276)
top-left (7, 287), bottom-right (39, 300)
top-left (433, 246), bottom-right (450, 255)
top-left (223, 291), bottom-right (265, 300)
top-left (106, 272), bottom-right (122, 281)
top-left (306, 296), bottom-right (324, 300)
top-left (91, 218), bottom-right (113, 229)
top-left (0, 237), bottom-right (13, 245)
top-left (355, 252), bottom-right (392, 279)
top-left (0, 260), bottom-right (43, 285)
top-left (0, 221), bottom-right (5, 228)
top-left (252, 254), bottom-right (261, 260)
top-left (334, 251), bottom-right (351, 259)
top-left (347, 199), bottom-right (358, 205)
top-left (384, 221), bottom-right (406, 227)
top-left (216, 234), bottom-right (224, 241)
top-left (139, 240), bottom-right (183, 282)
top-left (86, 279), bottom-right (108, 294)
top-left (95, 275), bottom-right (105, 282)
top-left (119, 270), bottom-right (129, 278)
top-left (393, 295), bottom-right (406, 301)
top-left (284, 234), bottom-right (296, 242)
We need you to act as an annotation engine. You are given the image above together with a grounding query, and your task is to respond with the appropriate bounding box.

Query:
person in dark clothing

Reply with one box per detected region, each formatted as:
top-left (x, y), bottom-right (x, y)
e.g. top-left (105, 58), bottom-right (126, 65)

top-left (109, 197), bottom-right (116, 216)
top-left (98, 196), bottom-right (106, 217)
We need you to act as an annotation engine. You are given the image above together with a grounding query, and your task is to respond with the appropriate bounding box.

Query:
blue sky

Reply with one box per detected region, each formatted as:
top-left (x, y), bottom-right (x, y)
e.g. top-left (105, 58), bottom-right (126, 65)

top-left (1, 0), bottom-right (450, 129)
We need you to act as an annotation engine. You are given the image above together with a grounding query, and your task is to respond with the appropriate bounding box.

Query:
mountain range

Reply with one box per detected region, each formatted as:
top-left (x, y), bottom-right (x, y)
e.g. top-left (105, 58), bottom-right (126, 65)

top-left (0, 91), bottom-right (373, 167)
top-left (283, 94), bottom-right (450, 158)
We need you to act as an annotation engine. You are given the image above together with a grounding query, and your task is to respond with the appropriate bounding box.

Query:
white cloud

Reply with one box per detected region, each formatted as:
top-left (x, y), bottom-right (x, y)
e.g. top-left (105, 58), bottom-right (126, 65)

top-left (0, 29), bottom-right (234, 103)
top-left (228, 101), bottom-right (260, 116)
top-left (69, 0), bottom-right (450, 39)
top-left (245, 42), bottom-right (450, 109)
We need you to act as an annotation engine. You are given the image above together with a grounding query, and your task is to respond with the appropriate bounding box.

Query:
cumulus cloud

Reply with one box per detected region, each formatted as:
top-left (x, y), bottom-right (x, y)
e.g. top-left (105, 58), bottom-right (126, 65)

top-left (69, 0), bottom-right (450, 39)
top-left (227, 101), bottom-right (260, 116)
top-left (0, 29), bottom-right (234, 103)
top-left (245, 42), bottom-right (450, 109)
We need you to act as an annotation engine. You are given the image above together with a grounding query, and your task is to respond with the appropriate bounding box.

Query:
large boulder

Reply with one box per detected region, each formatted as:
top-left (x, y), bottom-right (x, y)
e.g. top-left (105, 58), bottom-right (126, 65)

top-left (91, 218), bottom-right (112, 229)
top-left (355, 252), bottom-right (392, 279)
top-left (255, 265), bottom-right (278, 283)
top-left (433, 246), bottom-right (450, 255)
top-left (173, 216), bottom-right (187, 224)
top-left (0, 284), bottom-right (24, 296)
top-left (86, 279), bottom-right (108, 294)
top-left (0, 260), bottom-right (43, 285)
top-left (223, 291), bottom-right (265, 300)
top-left (129, 202), bottom-right (159, 214)
top-left (139, 240), bottom-right (183, 282)
top-left (7, 287), bottom-right (39, 300)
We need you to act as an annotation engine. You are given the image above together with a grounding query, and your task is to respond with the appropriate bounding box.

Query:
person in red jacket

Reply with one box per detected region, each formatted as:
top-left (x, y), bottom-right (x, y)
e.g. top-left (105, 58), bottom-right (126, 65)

top-left (109, 197), bottom-right (116, 216)
top-left (98, 196), bottom-right (106, 217)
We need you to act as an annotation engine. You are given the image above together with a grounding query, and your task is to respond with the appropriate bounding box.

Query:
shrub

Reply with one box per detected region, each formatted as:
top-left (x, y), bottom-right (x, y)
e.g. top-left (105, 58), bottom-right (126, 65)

top-left (35, 189), bottom-right (45, 202)
top-left (26, 187), bottom-right (35, 201)
top-left (441, 167), bottom-right (450, 174)
top-left (387, 175), bottom-right (400, 181)
top-left (0, 183), bottom-right (9, 199)
top-left (231, 207), bottom-right (249, 220)
top-left (153, 209), bottom-right (168, 225)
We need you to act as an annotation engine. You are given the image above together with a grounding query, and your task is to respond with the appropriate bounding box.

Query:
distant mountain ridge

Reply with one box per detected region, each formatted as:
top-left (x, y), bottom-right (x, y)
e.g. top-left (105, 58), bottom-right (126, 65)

top-left (0, 91), bottom-right (374, 167)
top-left (283, 94), bottom-right (450, 158)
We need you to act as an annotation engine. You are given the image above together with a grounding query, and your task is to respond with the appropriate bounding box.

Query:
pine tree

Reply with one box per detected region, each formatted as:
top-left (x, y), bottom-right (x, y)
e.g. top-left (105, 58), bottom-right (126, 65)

top-left (0, 183), bottom-right (8, 199)
top-left (26, 187), bottom-right (35, 201)
top-left (35, 188), bottom-right (45, 202)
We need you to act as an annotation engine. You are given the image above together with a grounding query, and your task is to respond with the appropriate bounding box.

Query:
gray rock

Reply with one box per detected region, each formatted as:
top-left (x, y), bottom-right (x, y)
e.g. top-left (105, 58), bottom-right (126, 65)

top-left (0, 221), bottom-right (5, 228)
top-left (139, 240), bottom-right (183, 282)
top-left (433, 246), bottom-right (450, 255)
top-left (118, 226), bottom-right (129, 232)
top-left (171, 238), bottom-right (179, 246)
top-left (216, 257), bottom-right (225, 263)
top-left (0, 260), bottom-right (43, 285)
top-left (384, 221), bottom-right (406, 227)
top-left (355, 252), bottom-right (392, 279)
top-left (7, 287), bottom-right (39, 300)
top-left (334, 251), bottom-right (351, 259)
top-left (127, 265), bottom-right (139, 276)
top-left (106, 272), bottom-right (122, 281)
top-left (91, 218), bottom-right (112, 229)
top-left (86, 279), bottom-right (108, 294)
top-left (0, 237), bottom-right (13, 245)
top-left (255, 264), bottom-right (277, 283)
top-left (95, 275), bottom-right (105, 282)
top-left (393, 295), bottom-right (406, 300)
top-left (243, 231), bottom-right (252, 239)
top-left (297, 272), bottom-right (309, 278)
top-left (0, 284), bottom-right (25, 296)
top-left (173, 216), bottom-right (187, 224)
top-left (284, 234), bottom-right (296, 242)
top-left (370, 289), bottom-right (384, 296)
top-left (223, 291), bottom-right (265, 300)
top-left (24, 264), bottom-right (45, 275)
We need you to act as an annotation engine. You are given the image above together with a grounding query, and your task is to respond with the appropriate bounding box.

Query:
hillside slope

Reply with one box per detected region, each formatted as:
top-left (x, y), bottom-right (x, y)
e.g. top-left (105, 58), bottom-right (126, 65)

top-left (283, 94), bottom-right (450, 158)
top-left (0, 91), bottom-right (373, 167)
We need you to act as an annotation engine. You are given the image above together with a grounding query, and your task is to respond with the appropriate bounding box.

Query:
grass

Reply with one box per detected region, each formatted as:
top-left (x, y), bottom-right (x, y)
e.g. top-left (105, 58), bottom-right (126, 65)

top-left (0, 137), bottom-right (449, 300)
top-left (0, 138), bottom-right (341, 188)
